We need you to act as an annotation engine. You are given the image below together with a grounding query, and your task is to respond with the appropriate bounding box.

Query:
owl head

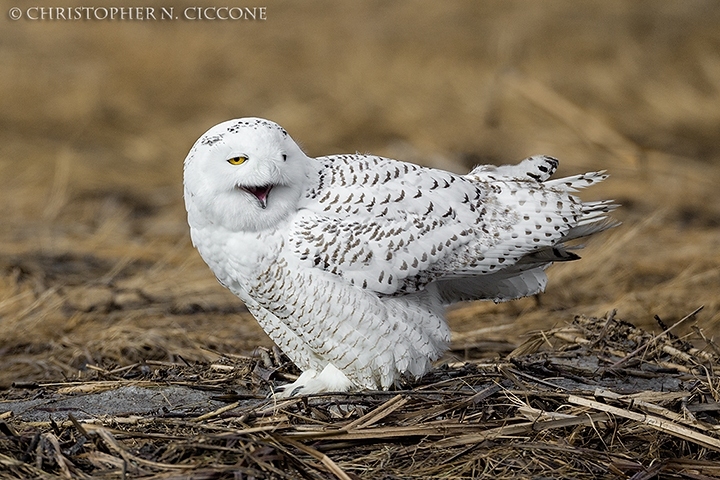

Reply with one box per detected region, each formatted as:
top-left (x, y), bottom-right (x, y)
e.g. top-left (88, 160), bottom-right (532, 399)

top-left (183, 117), bottom-right (310, 232)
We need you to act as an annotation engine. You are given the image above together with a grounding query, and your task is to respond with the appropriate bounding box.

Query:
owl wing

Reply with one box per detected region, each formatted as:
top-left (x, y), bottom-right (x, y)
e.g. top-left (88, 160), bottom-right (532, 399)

top-left (290, 154), bottom-right (483, 295)
top-left (290, 154), bottom-right (615, 297)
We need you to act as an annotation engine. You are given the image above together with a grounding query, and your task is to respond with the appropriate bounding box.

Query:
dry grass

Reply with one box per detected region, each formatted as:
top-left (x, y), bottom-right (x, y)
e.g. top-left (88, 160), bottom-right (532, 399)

top-left (2, 313), bottom-right (720, 479)
top-left (1, 1), bottom-right (720, 477)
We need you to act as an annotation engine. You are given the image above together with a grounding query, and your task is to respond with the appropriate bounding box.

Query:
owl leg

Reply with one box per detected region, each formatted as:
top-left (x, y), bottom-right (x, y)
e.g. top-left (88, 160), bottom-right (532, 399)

top-left (273, 363), bottom-right (355, 397)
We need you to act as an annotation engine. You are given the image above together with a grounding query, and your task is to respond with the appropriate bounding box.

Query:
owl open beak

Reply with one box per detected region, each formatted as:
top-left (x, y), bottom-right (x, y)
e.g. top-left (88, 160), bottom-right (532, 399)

top-left (243, 185), bottom-right (273, 209)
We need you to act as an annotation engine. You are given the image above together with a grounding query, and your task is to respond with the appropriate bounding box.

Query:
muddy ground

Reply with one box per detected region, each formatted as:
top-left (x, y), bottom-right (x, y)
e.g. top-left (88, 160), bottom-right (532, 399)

top-left (1, 0), bottom-right (720, 388)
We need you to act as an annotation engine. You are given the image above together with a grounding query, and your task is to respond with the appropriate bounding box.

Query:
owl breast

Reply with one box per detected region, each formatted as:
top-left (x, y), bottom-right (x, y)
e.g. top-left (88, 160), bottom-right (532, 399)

top-left (190, 222), bottom-right (287, 299)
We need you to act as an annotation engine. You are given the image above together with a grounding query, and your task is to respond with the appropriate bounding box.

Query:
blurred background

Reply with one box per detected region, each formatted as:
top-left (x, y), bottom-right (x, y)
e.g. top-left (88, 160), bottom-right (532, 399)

top-left (1, 0), bottom-right (719, 386)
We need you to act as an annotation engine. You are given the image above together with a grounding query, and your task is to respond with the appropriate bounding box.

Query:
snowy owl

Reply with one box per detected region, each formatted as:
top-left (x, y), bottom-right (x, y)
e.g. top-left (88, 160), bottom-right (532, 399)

top-left (183, 117), bottom-right (616, 396)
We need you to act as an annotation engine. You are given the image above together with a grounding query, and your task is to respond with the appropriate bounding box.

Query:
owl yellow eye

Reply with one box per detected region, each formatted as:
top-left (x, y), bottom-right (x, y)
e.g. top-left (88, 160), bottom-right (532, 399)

top-left (227, 156), bottom-right (247, 165)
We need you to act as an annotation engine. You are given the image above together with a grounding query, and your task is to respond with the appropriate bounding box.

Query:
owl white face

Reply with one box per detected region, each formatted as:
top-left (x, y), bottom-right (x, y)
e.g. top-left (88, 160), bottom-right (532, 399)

top-left (183, 118), bottom-right (310, 232)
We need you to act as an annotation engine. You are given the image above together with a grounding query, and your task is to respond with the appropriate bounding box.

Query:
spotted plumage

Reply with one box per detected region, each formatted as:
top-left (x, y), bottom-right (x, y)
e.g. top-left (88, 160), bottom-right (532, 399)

top-left (183, 117), bottom-right (617, 396)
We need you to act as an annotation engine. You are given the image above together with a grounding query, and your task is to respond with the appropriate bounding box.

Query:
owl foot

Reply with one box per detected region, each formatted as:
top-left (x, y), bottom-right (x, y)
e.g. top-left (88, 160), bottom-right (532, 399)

top-left (273, 363), bottom-right (354, 398)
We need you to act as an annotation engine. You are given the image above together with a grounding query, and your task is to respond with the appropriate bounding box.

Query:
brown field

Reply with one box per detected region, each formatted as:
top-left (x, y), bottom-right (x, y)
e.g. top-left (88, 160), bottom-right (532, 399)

top-left (2, 0), bottom-right (720, 385)
top-left (2, 1), bottom-right (720, 477)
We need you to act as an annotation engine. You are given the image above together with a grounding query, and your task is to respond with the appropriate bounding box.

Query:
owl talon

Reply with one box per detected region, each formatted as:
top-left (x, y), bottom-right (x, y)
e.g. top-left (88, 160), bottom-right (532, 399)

top-left (272, 370), bottom-right (317, 398)
top-left (272, 384), bottom-right (304, 399)
top-left (272, 364), bottom-right (354, 398)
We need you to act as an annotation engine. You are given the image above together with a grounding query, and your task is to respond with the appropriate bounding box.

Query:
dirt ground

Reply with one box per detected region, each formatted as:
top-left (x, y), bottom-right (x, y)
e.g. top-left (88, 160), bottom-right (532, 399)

top-left (1, 0), bottom-right (720, 388)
